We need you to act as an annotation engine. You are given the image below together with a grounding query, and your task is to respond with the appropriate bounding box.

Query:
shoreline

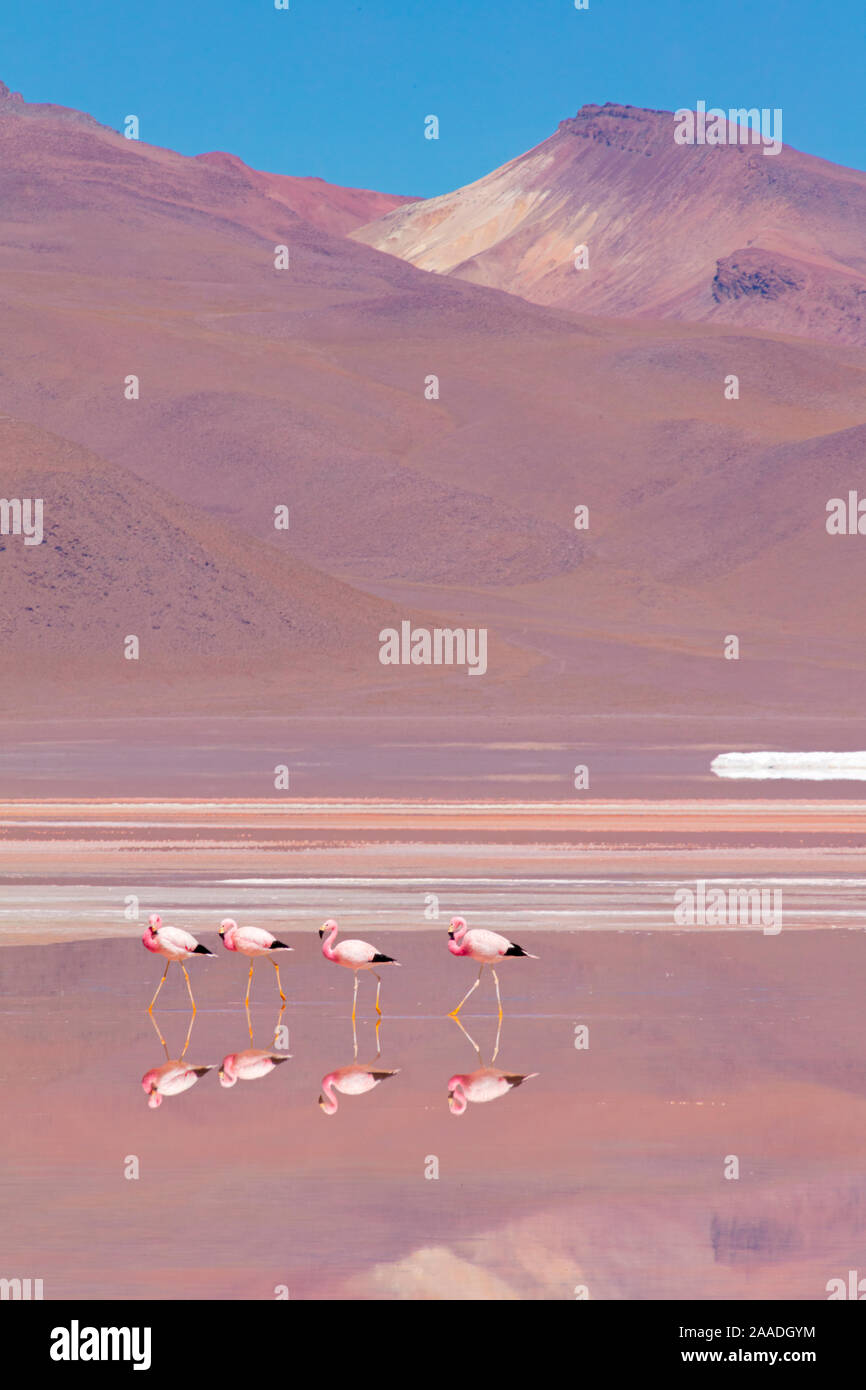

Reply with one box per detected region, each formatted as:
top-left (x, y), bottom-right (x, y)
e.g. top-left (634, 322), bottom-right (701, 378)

top-left (2, 800), bottom-right (864, 947)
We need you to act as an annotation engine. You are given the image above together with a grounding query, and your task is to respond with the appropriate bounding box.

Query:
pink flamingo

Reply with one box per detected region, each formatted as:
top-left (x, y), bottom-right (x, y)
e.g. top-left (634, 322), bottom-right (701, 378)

top-left (219, 1048), bottom-right (291, 1088)
top-left (447, 1015), bottom-right (537, 1113)
top-left (318, 1062), bottom-right (400, 1115)
top-left (319, 919), bottom-right (399, 1019)
top-left (142, 1011), bottom-right (214, 1108)
top-left (141, 1058), bottom-right (215, 1108)
top-left (219, 919), bottom-right (293, 1005)
top-left (447, 1067), bottom-right (537, 1114)
top-left (447, 916), bottom-right (537, 1019)
top-left (142, 914), bottom-right (214, 1013)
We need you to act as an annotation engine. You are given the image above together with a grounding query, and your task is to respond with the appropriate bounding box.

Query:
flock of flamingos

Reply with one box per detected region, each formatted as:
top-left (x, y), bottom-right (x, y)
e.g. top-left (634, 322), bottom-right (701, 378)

top-left (140, 913), bottom-right (539, 1115)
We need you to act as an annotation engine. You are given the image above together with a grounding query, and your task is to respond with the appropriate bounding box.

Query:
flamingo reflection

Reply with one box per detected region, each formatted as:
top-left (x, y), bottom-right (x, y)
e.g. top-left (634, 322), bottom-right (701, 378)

top-left (447, 1016), bottom-right (537, 1115)
top-left (318, 1017), bottom-right (399, 1115)
top-left (220, 1003), bottom-right (292, 1088)
top-left (141, 1011), bottom-right (215, 1108)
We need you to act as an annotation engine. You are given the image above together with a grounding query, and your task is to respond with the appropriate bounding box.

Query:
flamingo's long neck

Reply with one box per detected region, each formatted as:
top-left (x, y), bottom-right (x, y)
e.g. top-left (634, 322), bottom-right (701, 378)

top-left (321, 926), bottom-right (339, 960)
top-left (450, 1084), bottom-right (468, 1115)
top-left (320, 1075), bottom-right (339, 1113)
top-left (448, 925), bottom-right (468, 957)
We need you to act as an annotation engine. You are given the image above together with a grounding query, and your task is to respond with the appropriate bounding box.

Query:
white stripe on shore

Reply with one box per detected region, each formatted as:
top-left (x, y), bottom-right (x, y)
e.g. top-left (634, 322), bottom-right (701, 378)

top-left (218, 875), bottom-right (866, 887)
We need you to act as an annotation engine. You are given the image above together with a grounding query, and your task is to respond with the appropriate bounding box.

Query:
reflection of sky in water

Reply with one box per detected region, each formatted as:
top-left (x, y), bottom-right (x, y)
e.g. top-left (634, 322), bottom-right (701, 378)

top-left (712, 751), bottom-right (866, 780)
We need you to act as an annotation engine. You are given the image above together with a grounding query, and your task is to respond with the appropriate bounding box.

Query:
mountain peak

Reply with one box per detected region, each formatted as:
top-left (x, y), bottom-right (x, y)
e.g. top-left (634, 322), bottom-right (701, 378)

top-left (0, 79), bottom-right (112, 132)
top-left (556, 103), bottom-right (669, 153)
top-left (0, 78), bottom-right (25, 105)
top-left (354, 101), bottom-right (866, 346)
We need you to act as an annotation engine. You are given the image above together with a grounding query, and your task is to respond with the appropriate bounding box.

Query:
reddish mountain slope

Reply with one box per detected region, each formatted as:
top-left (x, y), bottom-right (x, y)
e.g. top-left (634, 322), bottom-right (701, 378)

top-left (194, 150), bottom-right (418, 236)
top-left (353, 103), bottom-right (866, 346)
top-left (2, 79), bottom-right (866, 728)
top-left (0, 77), bottom-right (414, 238)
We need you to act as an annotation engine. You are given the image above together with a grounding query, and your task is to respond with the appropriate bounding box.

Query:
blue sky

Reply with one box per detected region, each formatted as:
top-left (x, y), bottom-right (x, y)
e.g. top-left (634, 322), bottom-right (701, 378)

top-left (2, 0), bottom-right (863, 194)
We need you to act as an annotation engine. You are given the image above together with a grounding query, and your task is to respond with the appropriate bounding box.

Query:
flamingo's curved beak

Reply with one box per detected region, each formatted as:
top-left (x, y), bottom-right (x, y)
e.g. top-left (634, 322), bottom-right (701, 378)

top-left (318, 928), bottom-right (325, 939)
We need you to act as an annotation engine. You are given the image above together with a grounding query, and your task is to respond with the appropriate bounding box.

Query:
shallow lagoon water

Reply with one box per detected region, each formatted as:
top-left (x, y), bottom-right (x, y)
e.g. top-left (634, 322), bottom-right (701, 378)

top-left (2, 925), bottom-right (865, 1300)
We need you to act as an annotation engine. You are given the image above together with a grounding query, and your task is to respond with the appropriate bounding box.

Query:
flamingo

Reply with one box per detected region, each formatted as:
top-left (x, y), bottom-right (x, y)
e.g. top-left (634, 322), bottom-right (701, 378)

top-left (142, 914), bottom-right (214, 1013)
top-left (447, 1068), bottom-right (537, 1114)
top-left (447, 916), bottom-right (537, 1019)
top-left (219, 1048), bottom-right (291, 1088)
top-left (319, 1062), bottom-right (400, 1115)
top-left (141, 1058), bottom-right (215, 1108)
top-left (447, 1015), bottom-right (537, 1114)
top-left (219, 919), bottom-right (293, 1006)
top-left (142, 1010), bottom-right (214, 1108)
top-left (319, 919), bottom-right (399, 1019)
